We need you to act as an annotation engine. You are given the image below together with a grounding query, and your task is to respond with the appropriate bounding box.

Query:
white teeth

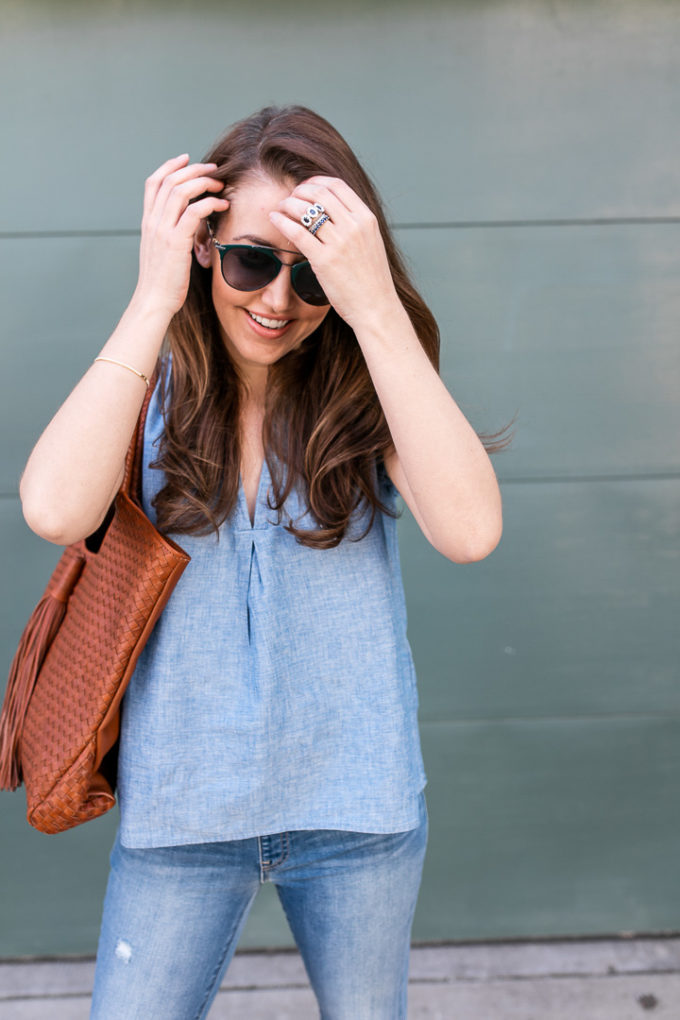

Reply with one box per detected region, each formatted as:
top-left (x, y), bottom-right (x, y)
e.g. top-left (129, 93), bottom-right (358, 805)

top-left (248, 311), bottom-right (290, 329)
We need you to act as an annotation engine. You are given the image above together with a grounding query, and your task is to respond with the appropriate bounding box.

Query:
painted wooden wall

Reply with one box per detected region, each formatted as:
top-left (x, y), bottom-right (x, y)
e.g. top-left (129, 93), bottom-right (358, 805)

top-left (1, 0), bottom-right (679, 955)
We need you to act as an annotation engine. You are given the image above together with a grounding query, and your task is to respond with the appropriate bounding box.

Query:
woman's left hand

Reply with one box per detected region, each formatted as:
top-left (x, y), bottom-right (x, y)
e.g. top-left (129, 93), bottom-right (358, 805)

top-left (269, 176), bottom-right (400, 331)
top-left (273, 178), bottom-right (503, 565)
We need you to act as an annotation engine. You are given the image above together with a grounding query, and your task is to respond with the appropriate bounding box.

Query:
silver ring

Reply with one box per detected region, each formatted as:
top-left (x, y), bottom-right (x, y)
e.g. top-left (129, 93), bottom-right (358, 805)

top-left (308, 213), bottom-right (330, 236)
top-left (301, 202), bottom-right (325, 228)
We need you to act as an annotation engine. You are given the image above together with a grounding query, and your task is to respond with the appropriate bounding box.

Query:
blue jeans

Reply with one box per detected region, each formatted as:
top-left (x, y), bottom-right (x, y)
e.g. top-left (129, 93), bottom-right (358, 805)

top-left (90, 790), bottom-right (428, 1019)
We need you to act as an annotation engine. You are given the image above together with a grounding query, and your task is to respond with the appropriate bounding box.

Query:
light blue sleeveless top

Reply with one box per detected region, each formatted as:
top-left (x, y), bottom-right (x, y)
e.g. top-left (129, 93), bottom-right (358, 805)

top-left (117, 367), bottom-right (427, 847)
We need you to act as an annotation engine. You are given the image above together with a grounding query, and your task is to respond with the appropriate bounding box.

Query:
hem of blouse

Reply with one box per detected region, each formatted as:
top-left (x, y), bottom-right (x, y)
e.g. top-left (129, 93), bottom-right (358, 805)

top-left (118, 784), bottom-right (428, 848)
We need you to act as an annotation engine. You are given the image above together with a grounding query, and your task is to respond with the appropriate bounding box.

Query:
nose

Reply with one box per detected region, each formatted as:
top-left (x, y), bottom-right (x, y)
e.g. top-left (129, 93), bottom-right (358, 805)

top-left (260, 263), bottom-right (296, 313)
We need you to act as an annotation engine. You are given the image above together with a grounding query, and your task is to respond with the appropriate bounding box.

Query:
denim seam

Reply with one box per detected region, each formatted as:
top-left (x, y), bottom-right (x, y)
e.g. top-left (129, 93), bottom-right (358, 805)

top-left (258, 836), bottom-right (269, 882)
top-left (276, 830), bottom-right (291, 868)
top-left (259, 831), bottom-right (290, 881)
top-left (193, 891), bottom-right (257, 1020)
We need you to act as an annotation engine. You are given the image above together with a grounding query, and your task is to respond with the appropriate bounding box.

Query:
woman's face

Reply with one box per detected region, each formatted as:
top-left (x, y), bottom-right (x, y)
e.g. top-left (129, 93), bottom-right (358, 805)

top-left (195, 174), bottom-right (330, 384)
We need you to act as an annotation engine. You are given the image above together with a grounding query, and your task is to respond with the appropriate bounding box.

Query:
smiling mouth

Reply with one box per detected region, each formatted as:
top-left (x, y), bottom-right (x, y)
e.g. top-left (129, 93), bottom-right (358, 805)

top-left (247, 311), bottom-right (291, 329)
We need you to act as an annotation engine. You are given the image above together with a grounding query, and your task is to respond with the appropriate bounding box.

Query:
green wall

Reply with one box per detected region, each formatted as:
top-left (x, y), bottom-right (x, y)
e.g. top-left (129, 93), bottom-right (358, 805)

top-left (1, 0), bottom-right (679, 955)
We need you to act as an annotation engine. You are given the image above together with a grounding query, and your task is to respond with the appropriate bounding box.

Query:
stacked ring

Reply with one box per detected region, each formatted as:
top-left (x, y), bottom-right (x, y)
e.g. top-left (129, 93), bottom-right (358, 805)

top-left (309, 214), bottom-right (330, 236)
top-left (301, 203), bottom-right (325, 228)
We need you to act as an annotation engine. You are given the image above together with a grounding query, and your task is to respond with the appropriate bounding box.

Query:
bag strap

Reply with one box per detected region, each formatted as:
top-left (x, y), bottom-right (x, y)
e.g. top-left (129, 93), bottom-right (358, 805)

top-left (121, 362), bottom-right (161, 505)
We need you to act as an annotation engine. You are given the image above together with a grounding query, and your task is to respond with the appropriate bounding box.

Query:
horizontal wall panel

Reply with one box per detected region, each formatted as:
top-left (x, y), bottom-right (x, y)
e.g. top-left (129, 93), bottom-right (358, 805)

top-left (0, 236), bottom-right (140, 492)
top-left (418, 716), bottom-right (680, 941)
top-left (400, 478), bottom-right (680, 722)
top-left (2, 1), bottom-right (680, 232)
top-left (0, 790), bottom-right (118, 957)
top-left (5, 714), bottom-right (680, 953)
top-left (3, 223), bottom-right (680, 490)
top-left (400, 223), bottom-right (680, 479)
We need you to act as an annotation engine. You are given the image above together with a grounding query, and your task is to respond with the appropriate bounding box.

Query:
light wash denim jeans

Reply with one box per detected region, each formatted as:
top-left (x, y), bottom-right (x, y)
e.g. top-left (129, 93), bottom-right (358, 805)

top-left (90, 790), bottom-right (428, 1019)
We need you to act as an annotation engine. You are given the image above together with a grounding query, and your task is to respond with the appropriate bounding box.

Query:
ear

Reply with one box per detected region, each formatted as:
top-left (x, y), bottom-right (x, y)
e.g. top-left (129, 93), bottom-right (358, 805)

top-left (193, 220), bottom-right (214, 269)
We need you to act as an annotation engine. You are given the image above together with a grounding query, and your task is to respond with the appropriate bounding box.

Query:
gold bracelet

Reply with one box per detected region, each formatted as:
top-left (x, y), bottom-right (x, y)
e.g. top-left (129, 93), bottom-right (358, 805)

top-left (94, 356), bottom-right (149, 389)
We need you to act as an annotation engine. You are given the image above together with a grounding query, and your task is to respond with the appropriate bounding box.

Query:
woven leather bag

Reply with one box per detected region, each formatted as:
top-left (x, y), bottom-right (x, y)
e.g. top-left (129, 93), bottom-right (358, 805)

top-left (0, 367), bottom-right (190, 833)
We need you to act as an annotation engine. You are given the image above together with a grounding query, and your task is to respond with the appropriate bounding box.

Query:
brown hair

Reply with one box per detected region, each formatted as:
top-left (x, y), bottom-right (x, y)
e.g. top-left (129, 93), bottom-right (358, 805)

top-left (152, 105), bottom-right (501, 548)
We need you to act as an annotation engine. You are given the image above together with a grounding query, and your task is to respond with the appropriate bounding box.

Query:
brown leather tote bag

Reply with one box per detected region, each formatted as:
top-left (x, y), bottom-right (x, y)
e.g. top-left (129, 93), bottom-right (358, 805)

top-left (0, 367), bottom-right (190, 833)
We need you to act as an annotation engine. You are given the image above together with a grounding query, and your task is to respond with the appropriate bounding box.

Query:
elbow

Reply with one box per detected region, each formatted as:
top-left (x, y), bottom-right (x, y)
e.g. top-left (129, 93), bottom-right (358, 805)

top-left (20, 480), bottom-right (88, 547)
top-left (437, 517), bottom-right (503, 564)
top-left (21, 500), bottom-right (77, 546)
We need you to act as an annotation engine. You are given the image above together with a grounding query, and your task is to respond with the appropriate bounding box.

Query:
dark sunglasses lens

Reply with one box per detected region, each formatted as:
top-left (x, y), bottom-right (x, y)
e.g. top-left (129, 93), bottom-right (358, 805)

top-left (220, 248), bottom-right (278, 291)
top-left (291, 262), bottom-right (329, 306)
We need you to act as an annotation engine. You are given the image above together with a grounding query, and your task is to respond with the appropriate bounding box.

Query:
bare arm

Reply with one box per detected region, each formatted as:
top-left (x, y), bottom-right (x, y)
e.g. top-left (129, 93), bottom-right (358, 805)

top-left (20, 302), bottom-right (170, 545)
top-left (353, 304), bottom-right (502, 563)
top-left (20, 156), bottom-right (228, 546)
top-left (270, 177), bottom-right (503, 564)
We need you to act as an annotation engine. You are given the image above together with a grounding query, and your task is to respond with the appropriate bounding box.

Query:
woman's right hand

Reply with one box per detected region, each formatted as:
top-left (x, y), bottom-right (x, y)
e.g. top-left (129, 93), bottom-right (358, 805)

top-left (133, 154), bottom-right (229, 318)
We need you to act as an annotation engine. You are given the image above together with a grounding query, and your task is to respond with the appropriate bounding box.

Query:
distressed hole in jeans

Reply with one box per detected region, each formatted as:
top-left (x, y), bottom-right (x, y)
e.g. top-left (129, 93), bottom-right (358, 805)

top-left (114, 939), bottom-right (133, 963)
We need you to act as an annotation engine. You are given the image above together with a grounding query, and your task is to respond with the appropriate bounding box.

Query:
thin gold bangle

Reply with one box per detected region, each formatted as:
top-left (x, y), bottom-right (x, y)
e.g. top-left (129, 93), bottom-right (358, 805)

top-left (94, 356), bottom-right (150, 389)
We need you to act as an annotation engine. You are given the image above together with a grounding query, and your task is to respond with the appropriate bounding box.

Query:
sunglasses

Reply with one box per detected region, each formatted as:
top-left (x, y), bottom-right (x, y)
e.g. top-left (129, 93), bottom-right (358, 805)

top-left (206, 221), bottom-right (329, 307)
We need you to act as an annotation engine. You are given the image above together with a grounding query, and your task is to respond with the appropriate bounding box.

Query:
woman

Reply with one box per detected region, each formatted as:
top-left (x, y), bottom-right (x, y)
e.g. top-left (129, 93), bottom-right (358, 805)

top-left (20, 106), bottom-right (503, 1019)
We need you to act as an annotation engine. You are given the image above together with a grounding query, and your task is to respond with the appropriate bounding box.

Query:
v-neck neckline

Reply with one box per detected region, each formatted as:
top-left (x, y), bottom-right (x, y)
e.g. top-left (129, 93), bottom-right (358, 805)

top-left (238, 458), bottom-right (270, 530)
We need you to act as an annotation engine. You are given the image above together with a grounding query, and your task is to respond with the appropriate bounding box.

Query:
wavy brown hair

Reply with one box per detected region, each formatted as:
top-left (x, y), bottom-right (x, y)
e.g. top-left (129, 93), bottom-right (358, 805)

top-left (152, 105), bottom-right (504, 548)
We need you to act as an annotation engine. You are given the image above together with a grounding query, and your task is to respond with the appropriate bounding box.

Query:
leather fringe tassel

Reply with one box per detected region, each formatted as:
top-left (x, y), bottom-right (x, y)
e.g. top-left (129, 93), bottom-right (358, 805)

top-left (0, 594), bottom-right (67, 790)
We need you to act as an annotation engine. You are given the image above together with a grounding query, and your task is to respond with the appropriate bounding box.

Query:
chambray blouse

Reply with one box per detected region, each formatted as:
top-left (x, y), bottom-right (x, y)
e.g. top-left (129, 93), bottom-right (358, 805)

top-left (117, 367), bottom-right (428, 848)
